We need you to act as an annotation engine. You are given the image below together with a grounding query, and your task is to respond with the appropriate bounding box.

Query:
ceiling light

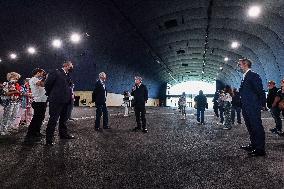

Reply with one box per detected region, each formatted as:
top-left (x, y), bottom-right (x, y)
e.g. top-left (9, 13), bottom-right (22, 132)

top-left (248, 5), bottom-right (261, 18)
top-left (52, 39), bottom-right (62, 48)
top-left (9, 53), bottom-right (17, 59)
top-left (231, 41), bottom-right (240, 49)
top-left (27, 47), bottom-right (36, 54)
top-left (70, 33), bottom-right (81, 43)
top-left (224, 57), bottom-right (229, 62)
top-left (0, 58), bottom-right (2, 62)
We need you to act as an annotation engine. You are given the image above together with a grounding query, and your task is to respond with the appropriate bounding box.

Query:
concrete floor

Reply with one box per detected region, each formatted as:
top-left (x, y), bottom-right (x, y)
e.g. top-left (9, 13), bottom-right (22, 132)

top-left (0, 107), bottom-right (284, 189)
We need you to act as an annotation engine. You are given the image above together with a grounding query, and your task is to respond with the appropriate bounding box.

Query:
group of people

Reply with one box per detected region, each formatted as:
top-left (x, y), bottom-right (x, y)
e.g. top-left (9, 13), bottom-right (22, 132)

top-left (1, 58), bottom-right (283, 156)
top-left (91, 73), bottom-right (149, 133)
top-left (0, 62), bottom-right (76, 146)
top-left (177, 91), bottom-right (208, 123)
top-left (0, 73), bottom-right (34, 135)
top-left (212, 86), bottom-right (242, 130)
top-left (177, 58), bottom-right (284, 157)
top-left (0, 60), bottom-right (149, 146)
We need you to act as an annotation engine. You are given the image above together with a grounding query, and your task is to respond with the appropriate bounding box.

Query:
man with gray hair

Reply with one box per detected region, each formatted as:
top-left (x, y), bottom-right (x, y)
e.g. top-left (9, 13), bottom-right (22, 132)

top-left (92, 72), bottom-right (109, 131)
top-left (131, 76), bottom-right (148, 133)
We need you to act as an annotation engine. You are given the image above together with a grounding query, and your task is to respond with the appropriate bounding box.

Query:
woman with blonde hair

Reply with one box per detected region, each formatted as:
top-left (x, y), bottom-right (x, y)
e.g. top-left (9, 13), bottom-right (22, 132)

top-left (0, 72), bottom-right (22, 135)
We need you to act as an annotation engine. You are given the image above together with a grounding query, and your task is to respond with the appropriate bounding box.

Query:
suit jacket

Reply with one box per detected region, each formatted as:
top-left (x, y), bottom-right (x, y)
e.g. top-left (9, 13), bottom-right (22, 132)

top-left (45, 69), bottom-right (73, 104)
top-left (92, 80), bottom-right (107, 105)
top-left (239, 70), bottom-right (266, 109)
top-left (231, 91), bottom-right (242, 107)
top-left (131, 84), bottom-right (148, 107)
top-left (266, 87), bottom-right (278, 109)
top-left (194, 94), bottom-right (207, 109)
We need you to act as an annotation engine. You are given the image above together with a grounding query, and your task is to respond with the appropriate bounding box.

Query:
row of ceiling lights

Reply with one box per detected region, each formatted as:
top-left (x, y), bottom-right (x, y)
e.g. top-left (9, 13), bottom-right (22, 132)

top-left (0, 4), bottom-right (262, 82)
top-left (200, 5), bottom-right (262, 79)
top-left (0, 33), bottom-right (84, 63)
top-left (170, 4), bottom-right (261, 82)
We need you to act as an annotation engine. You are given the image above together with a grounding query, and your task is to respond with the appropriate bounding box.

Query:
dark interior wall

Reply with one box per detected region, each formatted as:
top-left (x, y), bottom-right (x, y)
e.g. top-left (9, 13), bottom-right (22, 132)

top-left (0, 0), bottom-right (164, 98)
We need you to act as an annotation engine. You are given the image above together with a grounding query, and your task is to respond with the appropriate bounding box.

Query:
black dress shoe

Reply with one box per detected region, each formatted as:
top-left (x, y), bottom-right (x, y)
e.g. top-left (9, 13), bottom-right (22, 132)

top-left (142, 128), bottom-right (148, 133)
top-left (95, 127), bottom-right (102, 131)
top-left (248, 149), bottom-right (266, 157)
top-left (270, 128), bottom-right (278, 134)
top-left (103, 127), bottom-right (111, 129)
top-left (240, 145), bottom-right (254, 152)
top-left (60, 134), bottom-right (75, 139)
top-left (45, 141), bottom-right (55, 146)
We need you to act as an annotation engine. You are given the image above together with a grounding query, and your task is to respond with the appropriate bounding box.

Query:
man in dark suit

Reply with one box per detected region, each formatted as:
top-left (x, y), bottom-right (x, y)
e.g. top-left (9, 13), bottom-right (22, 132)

top-left (238, 58), bottom-right (266, 156)
top-left (92, 72), bottom-right (109, 131)
top-left (131, 76), bottom-right (148, 133)
top-left (44, 61), bottom-right (75, 146)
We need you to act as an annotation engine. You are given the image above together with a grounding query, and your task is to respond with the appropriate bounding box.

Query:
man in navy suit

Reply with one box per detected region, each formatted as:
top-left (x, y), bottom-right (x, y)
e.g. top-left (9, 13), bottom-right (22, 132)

top-left (92, 72), bottom-right (109, 131)
top-left (44, 61), bottom-right (75, 146)
top-left (238, 58), bottom-right (266, 156)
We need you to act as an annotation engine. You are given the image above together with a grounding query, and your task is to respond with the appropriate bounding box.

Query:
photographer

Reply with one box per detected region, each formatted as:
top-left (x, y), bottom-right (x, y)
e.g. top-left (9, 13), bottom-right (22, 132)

top-left (24, 68), bottom-right (47, 143)
top-left (122, 91), bottom-right (131, 117)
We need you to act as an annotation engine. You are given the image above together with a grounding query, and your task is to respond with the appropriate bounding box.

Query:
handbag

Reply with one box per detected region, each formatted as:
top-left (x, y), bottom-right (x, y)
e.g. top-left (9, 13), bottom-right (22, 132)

top-left (278, 99), bottom-right (284, 110)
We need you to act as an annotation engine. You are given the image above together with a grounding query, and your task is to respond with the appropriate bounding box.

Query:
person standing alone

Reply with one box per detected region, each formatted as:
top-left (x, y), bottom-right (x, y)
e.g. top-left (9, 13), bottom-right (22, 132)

top-left (92, 72), bottom-right (109, 131)
top-left (238, 58), bottom-right (266, 157)
top-left (194, 90), bottom-right (207, 125)
top-left (131, 76), bottom-right (148, 133)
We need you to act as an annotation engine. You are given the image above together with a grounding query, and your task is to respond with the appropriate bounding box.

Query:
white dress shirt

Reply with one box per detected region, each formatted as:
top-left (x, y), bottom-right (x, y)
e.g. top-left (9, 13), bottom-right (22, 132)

top-left (242, 69), bottom-right (251, 80)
